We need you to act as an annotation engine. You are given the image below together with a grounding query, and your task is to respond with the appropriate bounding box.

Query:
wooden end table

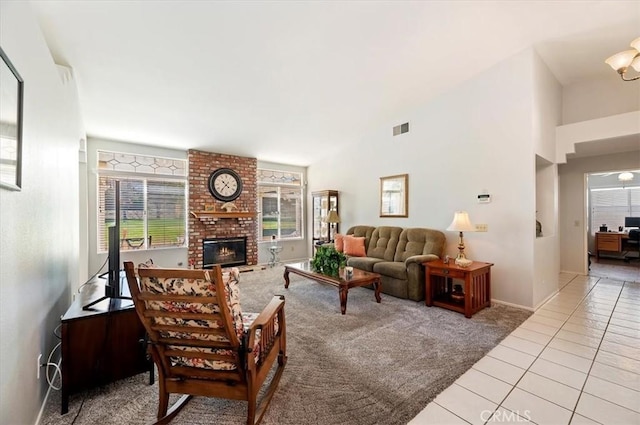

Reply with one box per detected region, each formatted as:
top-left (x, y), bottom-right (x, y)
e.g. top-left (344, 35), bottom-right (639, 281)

top-left (283, 261), bottom-right (381, 314)
top-left (423, 259), bottom-right (493, 318)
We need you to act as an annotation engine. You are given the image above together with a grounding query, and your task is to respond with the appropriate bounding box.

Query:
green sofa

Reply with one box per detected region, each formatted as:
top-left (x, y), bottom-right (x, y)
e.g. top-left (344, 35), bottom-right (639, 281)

top-left (344, 225), bottom-right (445, 301)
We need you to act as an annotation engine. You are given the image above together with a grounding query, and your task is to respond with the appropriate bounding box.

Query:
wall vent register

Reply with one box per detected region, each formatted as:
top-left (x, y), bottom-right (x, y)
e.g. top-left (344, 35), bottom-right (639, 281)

top-left (393, 122), bottom-right (409, 136)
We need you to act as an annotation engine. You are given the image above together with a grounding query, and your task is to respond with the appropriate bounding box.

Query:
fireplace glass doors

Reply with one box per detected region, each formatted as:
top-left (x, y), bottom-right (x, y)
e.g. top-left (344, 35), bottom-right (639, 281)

top-left (203, 237), bottom-right (247, 268)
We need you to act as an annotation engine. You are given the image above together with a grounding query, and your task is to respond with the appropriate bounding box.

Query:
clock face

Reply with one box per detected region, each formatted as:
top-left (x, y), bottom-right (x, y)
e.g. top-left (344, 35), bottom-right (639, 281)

top-left (208, 168), bottom-right (243, 202)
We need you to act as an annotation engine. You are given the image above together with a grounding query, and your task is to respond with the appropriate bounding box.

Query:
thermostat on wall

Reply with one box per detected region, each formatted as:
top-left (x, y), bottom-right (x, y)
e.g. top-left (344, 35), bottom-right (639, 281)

top-left (477, 194), bottom-right (491, 203)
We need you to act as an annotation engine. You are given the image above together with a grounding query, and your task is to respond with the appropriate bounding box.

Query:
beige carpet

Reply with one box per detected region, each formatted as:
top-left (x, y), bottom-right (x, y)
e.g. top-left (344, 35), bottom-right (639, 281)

top-left (41, 265), bottom-right (531, 425)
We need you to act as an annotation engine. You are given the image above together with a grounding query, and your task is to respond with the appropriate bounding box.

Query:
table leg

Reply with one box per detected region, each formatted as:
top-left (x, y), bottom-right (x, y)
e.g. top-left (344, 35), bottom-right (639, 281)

top-left (61, 389), bottom-right (68, 415)
top-left (464, 277), bottom-right (472, 318)
top-left (373, 278), bottom-right (382, 303)
top-left (339, 287), bottom-right (348, 315)
top-left (283, 269), bottom-right (290, 289)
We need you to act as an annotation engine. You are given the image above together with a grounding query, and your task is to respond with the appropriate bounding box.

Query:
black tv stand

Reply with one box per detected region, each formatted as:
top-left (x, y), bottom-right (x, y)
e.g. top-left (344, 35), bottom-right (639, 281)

top-left (62, 276), bottom-right (152, 414)
top-left (82, 270), bottom-right (131, 310)
top-left (82, 294), bottom-right (132, 311)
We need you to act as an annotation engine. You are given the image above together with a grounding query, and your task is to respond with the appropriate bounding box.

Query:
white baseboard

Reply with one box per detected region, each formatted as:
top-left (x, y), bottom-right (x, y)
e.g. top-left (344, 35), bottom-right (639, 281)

top-left (560, 269), bottom-right (586, 276)
top-left (491, 298), bottom-right (534, 312)
top-left (533, 289), bottom-right (560, 311)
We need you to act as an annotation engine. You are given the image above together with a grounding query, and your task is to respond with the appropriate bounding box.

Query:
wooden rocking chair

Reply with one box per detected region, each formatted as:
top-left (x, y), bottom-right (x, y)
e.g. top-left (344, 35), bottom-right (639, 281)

top-left (123, 261), bottom-right (287, 425)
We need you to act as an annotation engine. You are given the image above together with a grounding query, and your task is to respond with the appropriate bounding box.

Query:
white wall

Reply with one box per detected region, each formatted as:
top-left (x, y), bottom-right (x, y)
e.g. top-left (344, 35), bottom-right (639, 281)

top-left (532, 51), bottom-right (562, 308)
top-left (0, 2), bottom-right (82, 423)
top-left (308, 49), bottom-right (544, 308)
top-left (559, 151), bottom-right (640, 274)
top-left (562, 76), bottom-right (640, 124)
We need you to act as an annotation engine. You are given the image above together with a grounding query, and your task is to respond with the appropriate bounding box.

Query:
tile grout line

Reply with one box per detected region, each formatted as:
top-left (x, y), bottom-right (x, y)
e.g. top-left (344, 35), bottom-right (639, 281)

top-left (427, 274), bottom-right (637, 425)
top-left (567, 280), bottom-right (638, 424)
top-left (480, 275), bottom-right (606, 424)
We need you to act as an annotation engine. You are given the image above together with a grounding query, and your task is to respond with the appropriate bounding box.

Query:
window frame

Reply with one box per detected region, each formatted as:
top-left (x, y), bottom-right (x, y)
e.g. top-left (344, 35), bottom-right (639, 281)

top-left (589, 185), bottom-right (640, 235)
top-left (257, 168), bottom-right (304, 242)
top-left (96, 150), bottom-right (188, 253)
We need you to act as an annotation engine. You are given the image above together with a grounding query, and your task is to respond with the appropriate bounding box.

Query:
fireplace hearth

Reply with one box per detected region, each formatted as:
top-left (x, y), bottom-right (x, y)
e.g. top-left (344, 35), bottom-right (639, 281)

top-left (203, 237), bottom-right (247, 268)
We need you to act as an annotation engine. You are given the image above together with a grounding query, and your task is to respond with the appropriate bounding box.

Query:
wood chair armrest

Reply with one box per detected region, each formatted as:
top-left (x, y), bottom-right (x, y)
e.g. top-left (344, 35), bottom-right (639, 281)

top-left (246, 296), bottom-right (285, 367)
top-left (250, 295), bottom-right (285, 329)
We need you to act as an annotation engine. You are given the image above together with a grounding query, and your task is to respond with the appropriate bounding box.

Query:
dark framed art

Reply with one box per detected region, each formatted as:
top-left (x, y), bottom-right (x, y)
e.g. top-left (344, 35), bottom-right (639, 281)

top-left (0, 46), bottom-right (24, 191)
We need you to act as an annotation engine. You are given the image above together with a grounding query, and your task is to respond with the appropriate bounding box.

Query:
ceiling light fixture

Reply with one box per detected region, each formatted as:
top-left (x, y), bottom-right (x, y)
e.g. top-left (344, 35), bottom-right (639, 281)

top-left (605, 37), bottom-right (640, 81)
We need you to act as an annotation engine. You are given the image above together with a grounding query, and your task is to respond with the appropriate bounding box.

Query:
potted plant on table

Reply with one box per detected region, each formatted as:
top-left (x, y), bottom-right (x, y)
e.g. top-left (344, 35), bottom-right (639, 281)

top-left (312, 245), bottom-right (347, 277)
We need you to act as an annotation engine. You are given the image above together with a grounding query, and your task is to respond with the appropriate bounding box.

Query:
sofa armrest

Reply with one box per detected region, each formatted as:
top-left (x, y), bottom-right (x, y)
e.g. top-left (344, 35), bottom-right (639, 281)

top-left (405, 254), bottom-right (439, 266)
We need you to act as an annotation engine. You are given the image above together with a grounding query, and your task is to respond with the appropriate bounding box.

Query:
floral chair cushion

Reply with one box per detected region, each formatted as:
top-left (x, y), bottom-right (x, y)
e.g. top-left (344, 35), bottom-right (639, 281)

top-left (242, 312), bottom-right (280, 365)
top-left (138, 266), bottom-right (244, 371)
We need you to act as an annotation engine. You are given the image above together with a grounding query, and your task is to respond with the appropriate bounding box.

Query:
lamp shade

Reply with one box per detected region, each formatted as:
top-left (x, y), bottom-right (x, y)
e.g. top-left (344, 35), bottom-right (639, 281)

top-left (323, 209), bottom-right (341, 224)
top-left (605, 50), bottom-right (639, 72)
top-left (446, 211), bottom-right (475, 232)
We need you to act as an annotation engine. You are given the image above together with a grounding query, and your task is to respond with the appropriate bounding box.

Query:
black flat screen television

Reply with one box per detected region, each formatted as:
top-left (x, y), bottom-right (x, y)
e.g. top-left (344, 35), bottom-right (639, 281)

top-left (105, 224), bottom-right (121, 298)
top-left (84, 180), bottom-right (128, 310)
top-left (625, 216), bottom-right (640, 229)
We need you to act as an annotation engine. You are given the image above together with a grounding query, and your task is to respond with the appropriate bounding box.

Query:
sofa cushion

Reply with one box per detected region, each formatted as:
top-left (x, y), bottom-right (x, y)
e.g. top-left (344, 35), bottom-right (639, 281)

top-left (344, 235), bottom-right (366, 257)
top-left (346, 226), bottom-right (376, 251)
top-left (346, 256), bottom-right (385, 272)
top-left (373, 261), bottom-right (407, 281)
top-left (394, 228), bottom-right (446, 262)
top-left (367, 226), bottom-right (403, 260)
top-left (334, 233), bottom-right (345, 252)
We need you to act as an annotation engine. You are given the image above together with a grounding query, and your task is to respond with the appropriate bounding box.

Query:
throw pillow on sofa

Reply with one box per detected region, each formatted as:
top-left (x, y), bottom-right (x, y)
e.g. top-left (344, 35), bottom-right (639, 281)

top-left (344, 235), bottom-right (366, 257)
top-left (334, 233), bottom-right (345, 252)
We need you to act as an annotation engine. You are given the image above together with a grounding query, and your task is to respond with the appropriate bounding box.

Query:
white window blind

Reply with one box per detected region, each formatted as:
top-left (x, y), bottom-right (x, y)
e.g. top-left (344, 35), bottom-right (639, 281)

top-left (590, 187), bottom-right (640, 234)
top-left (97, 151), bottom-right (187, 252)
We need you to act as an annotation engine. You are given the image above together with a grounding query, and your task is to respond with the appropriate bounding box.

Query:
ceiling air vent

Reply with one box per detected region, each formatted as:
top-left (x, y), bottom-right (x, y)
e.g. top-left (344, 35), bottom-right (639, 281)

top-left (393, 122), bottom-right (409, 136)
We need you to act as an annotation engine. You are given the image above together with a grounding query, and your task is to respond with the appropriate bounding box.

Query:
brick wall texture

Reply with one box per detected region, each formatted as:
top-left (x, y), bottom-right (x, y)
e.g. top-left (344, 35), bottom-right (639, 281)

top-left (188, 150), bottom-right (258, 268)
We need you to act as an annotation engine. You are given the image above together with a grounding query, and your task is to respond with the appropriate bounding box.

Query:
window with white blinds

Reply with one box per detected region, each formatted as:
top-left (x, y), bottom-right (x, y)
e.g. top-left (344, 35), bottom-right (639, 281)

top-left (97, 151), bottom-right (187, 252)
top-left (257, 169), bottom-right (304, 241)
top-left (590, 187), bottom-right (640, 234)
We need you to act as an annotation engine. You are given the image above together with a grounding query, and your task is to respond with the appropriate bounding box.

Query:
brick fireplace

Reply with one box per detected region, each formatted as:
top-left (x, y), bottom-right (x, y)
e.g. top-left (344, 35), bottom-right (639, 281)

top-left (188, 150), bottom-right (257, 269)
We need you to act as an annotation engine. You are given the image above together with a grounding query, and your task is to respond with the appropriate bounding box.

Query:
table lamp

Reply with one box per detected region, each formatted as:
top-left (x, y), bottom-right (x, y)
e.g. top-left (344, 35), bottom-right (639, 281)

top-left (446, 211), bottom-right (475, 266)
top-left (323, 209), bottom-right (341, 242)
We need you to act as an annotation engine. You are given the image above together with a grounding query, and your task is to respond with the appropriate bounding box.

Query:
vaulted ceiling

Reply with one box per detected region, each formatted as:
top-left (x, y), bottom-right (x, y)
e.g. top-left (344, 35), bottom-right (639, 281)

top-left (30, 1), bottom-right (640, 165)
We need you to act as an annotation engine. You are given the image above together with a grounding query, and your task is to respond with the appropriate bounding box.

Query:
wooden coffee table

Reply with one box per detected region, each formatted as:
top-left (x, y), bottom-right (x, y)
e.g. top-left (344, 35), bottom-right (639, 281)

top-left (283, 261), bottom-right (382, 314)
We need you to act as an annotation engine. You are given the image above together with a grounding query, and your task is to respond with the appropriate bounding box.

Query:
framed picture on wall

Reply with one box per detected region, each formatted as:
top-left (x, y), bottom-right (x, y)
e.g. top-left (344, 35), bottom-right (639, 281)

top-left (0, 46), bottom-right (24, 191)
top-left (380, 174), bottom-right (408, 217)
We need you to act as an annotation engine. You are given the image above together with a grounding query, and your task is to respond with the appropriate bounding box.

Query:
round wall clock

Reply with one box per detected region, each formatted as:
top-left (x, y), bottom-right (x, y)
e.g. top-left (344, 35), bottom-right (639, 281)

top-left (208, 168), bottom-right (243, 202)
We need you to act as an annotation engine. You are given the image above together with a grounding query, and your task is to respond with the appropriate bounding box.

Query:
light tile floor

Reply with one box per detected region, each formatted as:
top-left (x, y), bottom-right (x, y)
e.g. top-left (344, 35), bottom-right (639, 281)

top-left (410, 265), bottom-right (640, 425)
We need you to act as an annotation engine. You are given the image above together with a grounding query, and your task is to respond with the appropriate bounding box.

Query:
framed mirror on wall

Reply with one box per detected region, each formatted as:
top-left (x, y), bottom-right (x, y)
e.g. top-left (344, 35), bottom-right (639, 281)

top-left (0, 46), bottom-right (24, 191)
top-left (380, 174), bottom-right (408, 217)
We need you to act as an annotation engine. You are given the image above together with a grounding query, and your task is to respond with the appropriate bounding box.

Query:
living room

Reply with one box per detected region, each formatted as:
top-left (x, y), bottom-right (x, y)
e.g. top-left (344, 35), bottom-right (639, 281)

top-left (1, 1), bottom-right (639, 424)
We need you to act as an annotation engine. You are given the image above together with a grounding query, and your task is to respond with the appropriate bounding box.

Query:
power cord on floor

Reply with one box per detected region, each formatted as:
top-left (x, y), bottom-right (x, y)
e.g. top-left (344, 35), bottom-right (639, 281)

top-left (69, 395), bottom-right (86, 425)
